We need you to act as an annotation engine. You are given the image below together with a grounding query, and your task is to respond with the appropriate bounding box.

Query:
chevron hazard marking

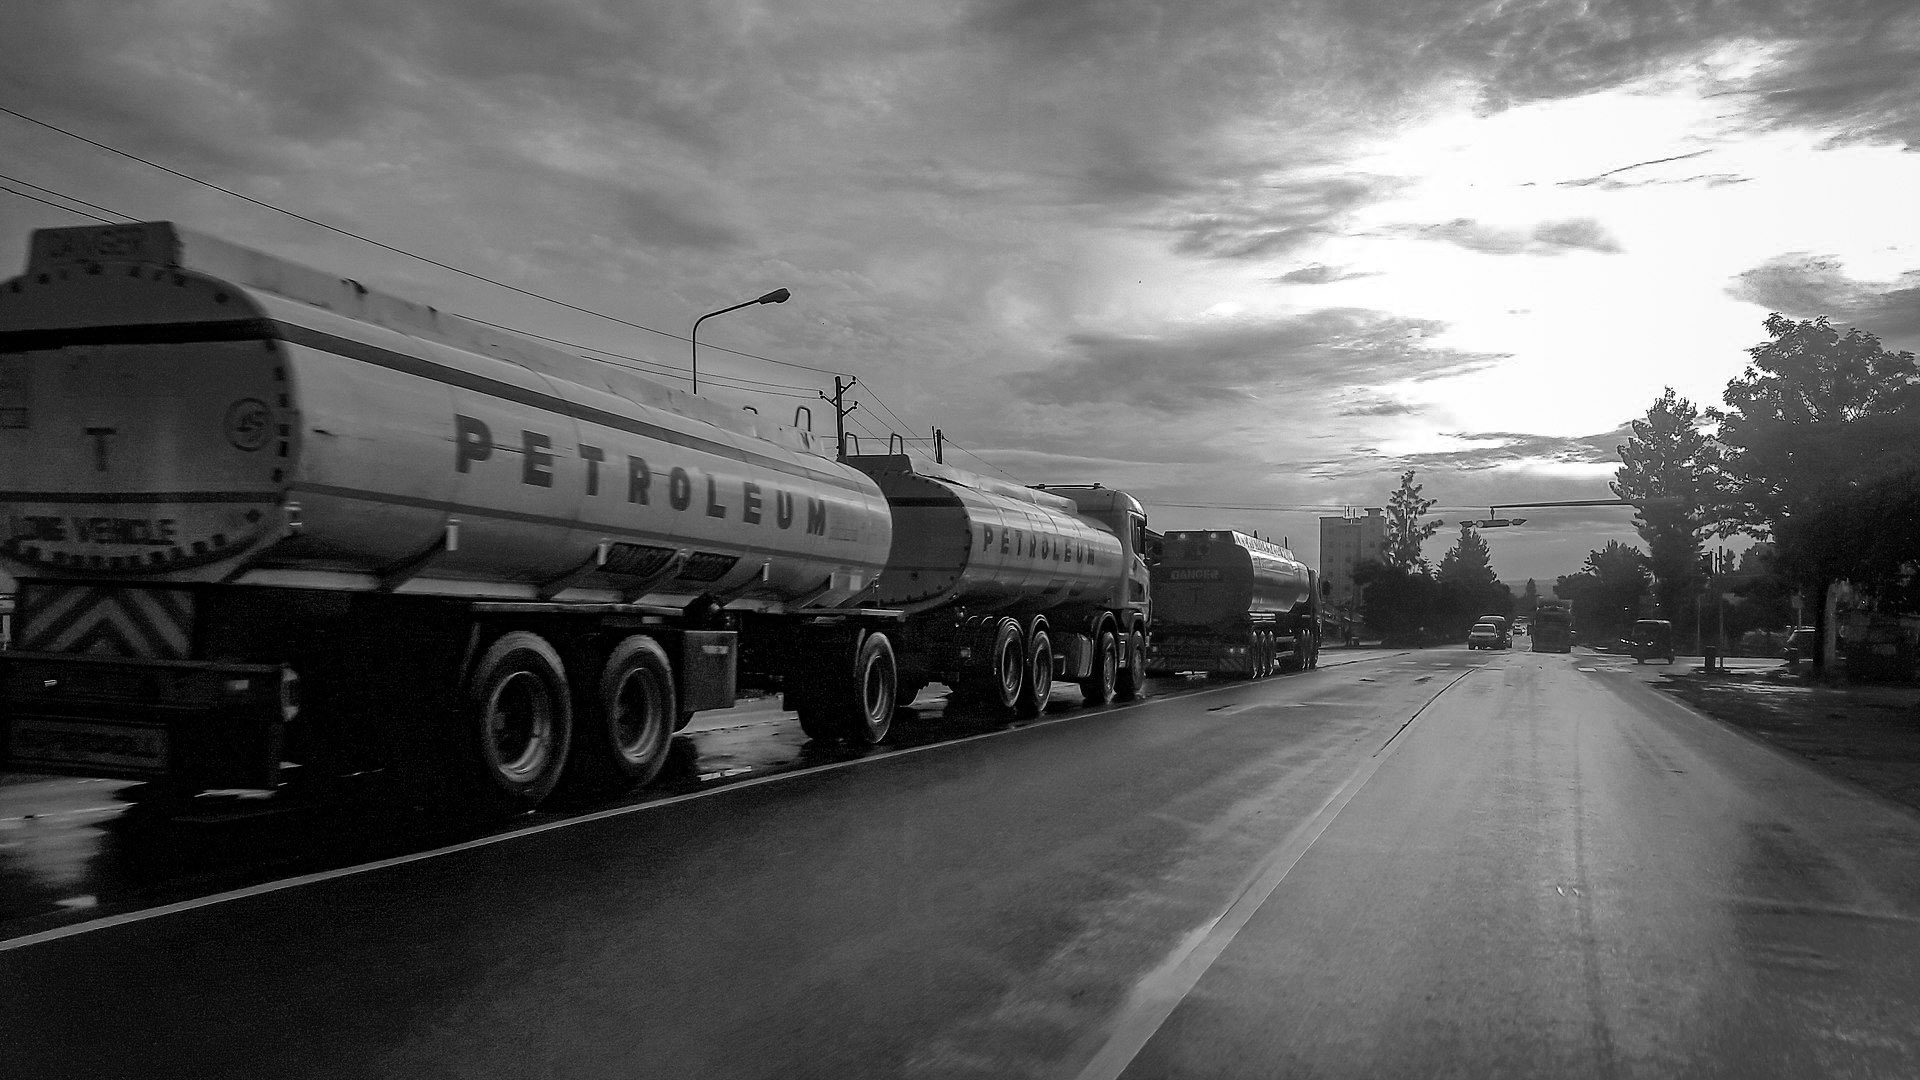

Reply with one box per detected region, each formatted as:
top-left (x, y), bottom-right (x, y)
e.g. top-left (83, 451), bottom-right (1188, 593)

top-left (20, 586), bottom-right (194, 660)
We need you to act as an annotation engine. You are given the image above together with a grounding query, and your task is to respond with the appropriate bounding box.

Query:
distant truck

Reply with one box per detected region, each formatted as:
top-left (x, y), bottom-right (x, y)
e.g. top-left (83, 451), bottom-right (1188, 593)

top-left (1146, 530), bottom-right (1321, 677)
top-left (1532, 599), bottom-right (1573, 653)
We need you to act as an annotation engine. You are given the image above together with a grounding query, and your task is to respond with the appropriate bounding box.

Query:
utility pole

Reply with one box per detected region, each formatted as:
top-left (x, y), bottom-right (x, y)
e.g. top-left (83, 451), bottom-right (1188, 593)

top-left (822, 376), bottom-right (858, 460)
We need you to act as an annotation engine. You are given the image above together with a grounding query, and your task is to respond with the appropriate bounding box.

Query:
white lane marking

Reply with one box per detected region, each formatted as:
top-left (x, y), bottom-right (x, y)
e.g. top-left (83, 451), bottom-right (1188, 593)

top-left (0, 805), bottom-right (129, 824)
top-left (0, 659), bottom-right (1404, 953)
top-left (1072, 745), bottom-right (1394, 1080)
top-left (1072, 665), bottom-right (1477, 1080)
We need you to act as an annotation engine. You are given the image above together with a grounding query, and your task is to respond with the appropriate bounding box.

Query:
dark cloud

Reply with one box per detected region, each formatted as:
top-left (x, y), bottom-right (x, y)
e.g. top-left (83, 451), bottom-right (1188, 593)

top-left (1012, 308), bottom-right (1507, 413)
top-left (1165, 175), bottom-right (1391, 260)
top-left (1728, 255), bottom-right (1920, 345)
top-left (215, 1), bottom-right (743, 148)
top-left (1726, 6), bottom-right (1920, 149)
top-left (1278, 263), bottom-right (1375, 285)
top-left (1556, 149), bottom-right (1754, 190)
top-left (1374, 426), bottom-right (1633, 473)
top-left (1415, 217), bottom-right (1623, 256)
top-left (1338, 395), bottom-right (1421, 417)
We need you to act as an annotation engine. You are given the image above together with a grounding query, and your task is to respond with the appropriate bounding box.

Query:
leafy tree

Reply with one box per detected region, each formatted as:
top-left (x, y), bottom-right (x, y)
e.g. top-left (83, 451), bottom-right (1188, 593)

top-left (1712, 315), bottom-right (1920, 670)
top-left (1352, 559), bottom-right (1437, 646)
top-left (1436, 525), bottom-right (1511, 634)
top-left (1518, 579), bottom-right (1540, 619)
top-left (1553, 540), bottom-right (1650, 642)
top-left (1612, 387), bottom-right (1720, 622)
top-left (1382, 469), bottom-right (1444, 572)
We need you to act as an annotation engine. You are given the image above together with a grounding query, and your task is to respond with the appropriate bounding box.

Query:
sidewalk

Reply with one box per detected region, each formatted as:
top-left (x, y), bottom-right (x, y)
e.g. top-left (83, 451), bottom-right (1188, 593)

top-left (1656, 663), bottom-right (1920, 816)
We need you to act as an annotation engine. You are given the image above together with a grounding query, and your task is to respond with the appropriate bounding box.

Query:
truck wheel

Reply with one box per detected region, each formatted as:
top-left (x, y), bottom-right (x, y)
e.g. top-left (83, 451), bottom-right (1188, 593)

top-left (560, 635), bottom-right (675, 796)
top-left (1258, 632), bottom-right (1274, 677)
top-left (1079, 629), bottom-right (1118, 705)
top-left (459, 631), bottom-right (572, 814)
top-left (1306, 633), bottom-right (1321, 669)
top-left (1018, 630), bottom-right (1054, 718)
top-left (795, 631), bottom-right (898, 744)
top-left (842, 632), bottom-right (899, 744)
top-left (987, 617), bottom-right (1025, 712)
top-left (1115, 630), bottom-right (1147, 700)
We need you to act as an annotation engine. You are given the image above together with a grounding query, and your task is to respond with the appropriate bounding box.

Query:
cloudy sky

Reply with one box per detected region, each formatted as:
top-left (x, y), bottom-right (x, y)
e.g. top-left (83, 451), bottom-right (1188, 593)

top-left (4, 0), bottom-right (1918, 586)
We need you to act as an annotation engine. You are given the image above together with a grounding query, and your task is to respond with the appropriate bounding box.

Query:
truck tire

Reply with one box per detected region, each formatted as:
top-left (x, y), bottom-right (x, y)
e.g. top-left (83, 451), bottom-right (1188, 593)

top-left (559, 635), bottom-right (675, 797)
top-left (1257, 631), bottom-right (1274, 678)
top-left (1018, 630), bottom-right (1053, 718)
top-left (1078, 629), bottom-right (1118, 705)
top-left (842, 632), bottom-right (899, 744)
top-left (795, 631), bottom-right (899, 745)
top-left (1115, 630), bottom-right (1147, 700)
top-left (974, 617), bottom-right (1025, 712)
top-left (458, 631), bottom-right (573, 814)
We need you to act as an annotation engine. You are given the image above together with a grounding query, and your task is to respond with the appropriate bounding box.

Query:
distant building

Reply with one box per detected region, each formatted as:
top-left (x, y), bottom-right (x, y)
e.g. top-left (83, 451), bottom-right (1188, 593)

top-left (1319, 508), bottom-right (1385, 637)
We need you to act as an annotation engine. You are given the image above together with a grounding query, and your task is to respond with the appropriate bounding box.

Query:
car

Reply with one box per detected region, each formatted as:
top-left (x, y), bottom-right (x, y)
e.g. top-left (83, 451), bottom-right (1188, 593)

top-left (1475, 615), bottom-right (1512, 648)
top-left (1629, 619), bottom-right (1676, 664)
top-left (1467, 622), bottom-right (1504, 650)
top-left (1783, 626), bottom-right (1816, 663)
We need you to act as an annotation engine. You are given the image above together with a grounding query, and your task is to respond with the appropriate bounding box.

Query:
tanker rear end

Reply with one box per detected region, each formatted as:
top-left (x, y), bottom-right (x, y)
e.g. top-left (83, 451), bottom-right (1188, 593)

top-left (1148, 530), bottom-right (1322, 677)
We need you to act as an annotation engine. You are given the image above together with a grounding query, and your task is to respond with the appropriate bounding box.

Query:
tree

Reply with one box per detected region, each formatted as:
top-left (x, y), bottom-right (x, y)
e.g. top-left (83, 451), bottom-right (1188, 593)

top-left (1715, 315), bottom-right (1919, 535)
top-left (1712, 315), bottom-right (1920, 671)
top-left (1553, 540), bottom-right (1650, 642)
top-left (1436, 525), bottom-right (1511, 634)
top-left (1613, 387), bottom-right (1721, 623)
top-left (1383, 469), bottom-right (1444, 572)
top-left (1518, 579), bottom-right (1540, 619)
top-left (1352, 559), bottom-right (1437, 646)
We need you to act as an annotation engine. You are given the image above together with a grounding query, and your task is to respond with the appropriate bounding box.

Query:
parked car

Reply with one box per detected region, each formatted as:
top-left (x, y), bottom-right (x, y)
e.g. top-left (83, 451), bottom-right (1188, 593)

top-left (1782, 626), bottom-right (1817, 664)
top-left (1467, 622), bottom-right (1506, 650)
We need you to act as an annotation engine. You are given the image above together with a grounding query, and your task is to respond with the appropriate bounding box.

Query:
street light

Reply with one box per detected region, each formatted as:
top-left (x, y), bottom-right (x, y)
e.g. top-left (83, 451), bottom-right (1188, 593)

top-left (691, 288), bottom-right (791, 394)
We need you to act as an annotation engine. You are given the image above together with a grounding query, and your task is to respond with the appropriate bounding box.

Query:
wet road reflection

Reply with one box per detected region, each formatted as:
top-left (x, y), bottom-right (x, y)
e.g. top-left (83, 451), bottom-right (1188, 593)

top-left (2, 663), bottom-right (1367, 941)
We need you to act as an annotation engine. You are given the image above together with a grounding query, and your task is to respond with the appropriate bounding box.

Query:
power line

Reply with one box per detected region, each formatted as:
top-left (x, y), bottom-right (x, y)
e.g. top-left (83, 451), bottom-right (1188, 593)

top-left (0, 172), bottom-right (132, 222)
top-left (0, 104), bottom-right (850, 378)
top-left (2, 168), bottom-right (826, 405)
top-left (937, 435), bottom-right (1029, 484)
top-left (462, 315), bottom-right (821, 396)
top-left (0, 180), bottom-right (119, 224)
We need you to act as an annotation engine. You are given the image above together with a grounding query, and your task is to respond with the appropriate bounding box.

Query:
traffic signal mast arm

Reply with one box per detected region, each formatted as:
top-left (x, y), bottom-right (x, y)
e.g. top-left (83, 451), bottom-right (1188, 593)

top-left (1465, 497), bottom-right (1686, 528)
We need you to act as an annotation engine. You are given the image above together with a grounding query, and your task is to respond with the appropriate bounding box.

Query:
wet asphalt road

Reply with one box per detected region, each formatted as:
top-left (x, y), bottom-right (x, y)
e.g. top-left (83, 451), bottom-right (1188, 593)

top-left (3, 648), bottom-right (1918, 1079)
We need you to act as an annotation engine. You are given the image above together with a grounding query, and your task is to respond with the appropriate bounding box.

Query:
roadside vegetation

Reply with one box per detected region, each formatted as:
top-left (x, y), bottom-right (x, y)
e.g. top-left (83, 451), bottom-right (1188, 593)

top-left (1351, 315), bottom-right (1920, 672)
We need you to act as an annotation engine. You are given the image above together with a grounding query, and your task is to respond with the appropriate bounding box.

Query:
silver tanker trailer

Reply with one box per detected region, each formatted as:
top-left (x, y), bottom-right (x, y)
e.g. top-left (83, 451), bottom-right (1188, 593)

top-left (1146, 530), bottom-right (1322, 677)
top-left (837, 455), bottom-right (1151, 723)
top-left (0, 221), bottom-right (906, 813)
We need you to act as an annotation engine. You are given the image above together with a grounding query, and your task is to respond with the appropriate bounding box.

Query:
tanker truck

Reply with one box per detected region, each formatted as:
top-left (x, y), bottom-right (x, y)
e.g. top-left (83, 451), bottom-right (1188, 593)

top-left (1146, 530), bottom-right (1321, 677)
top-left (834, 455), bottom-right (1150, 724)
top-left (1531, 599), bottom-right (1572, 653)
top-left (0, 221), bottom-right (909, 814)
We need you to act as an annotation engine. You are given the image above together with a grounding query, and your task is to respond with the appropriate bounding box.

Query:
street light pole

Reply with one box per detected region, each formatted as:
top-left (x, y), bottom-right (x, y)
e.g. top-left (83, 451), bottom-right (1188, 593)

top-left (691, 288), bottom-right (791, 394)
